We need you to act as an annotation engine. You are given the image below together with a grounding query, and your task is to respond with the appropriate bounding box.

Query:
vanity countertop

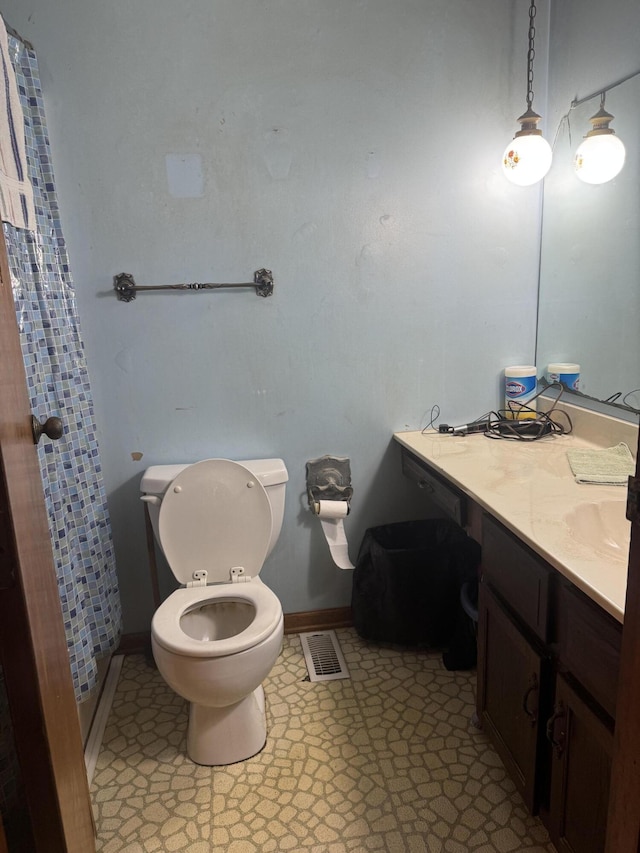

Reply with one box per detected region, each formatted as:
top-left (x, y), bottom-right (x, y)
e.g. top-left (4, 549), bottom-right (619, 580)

top-left (394, 412), bottom-right (637, 623)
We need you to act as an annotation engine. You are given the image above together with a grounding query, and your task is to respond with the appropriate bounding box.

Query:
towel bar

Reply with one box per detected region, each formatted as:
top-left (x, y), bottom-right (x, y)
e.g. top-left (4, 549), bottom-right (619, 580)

top-left (114, 268), bottom-right (274, 302)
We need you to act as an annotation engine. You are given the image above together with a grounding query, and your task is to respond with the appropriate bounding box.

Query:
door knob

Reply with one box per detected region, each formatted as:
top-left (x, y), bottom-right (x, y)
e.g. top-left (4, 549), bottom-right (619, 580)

top-left (31, 416), bottom-right (63, 445)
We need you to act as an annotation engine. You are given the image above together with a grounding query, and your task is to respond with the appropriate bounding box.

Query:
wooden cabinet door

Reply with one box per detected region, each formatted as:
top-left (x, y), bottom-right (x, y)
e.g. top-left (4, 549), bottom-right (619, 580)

top-left (477, 582), bottom-right (546, 812)
top-left (606, 438), bottom-right (640, 852)
top-left (547, 674), bottom-right (613, 853)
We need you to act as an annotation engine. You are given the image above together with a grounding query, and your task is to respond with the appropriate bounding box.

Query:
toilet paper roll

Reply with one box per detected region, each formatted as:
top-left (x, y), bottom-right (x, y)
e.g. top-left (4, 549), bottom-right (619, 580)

top-left (314, 500), bottom-right (354, 570)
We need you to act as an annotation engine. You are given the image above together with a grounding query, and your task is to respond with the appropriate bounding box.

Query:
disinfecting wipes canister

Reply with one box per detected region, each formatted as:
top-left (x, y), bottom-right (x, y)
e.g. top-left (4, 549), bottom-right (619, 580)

top-left (547, 363), bottom-right (580, 392)
top-left (504, 365), bottom-right (537, 419)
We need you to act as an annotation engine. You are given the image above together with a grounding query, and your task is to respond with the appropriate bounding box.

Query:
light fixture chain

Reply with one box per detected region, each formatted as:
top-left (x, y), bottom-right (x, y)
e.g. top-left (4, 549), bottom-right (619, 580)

top-left (526, 0), bottom-right (537, 111)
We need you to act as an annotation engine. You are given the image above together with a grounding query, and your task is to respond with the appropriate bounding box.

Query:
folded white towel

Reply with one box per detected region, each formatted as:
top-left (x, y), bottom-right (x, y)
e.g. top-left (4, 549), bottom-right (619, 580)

top-left (567, 443), bottom-right (635, 486)
top-left (0, 15), bottom-right (35, 231)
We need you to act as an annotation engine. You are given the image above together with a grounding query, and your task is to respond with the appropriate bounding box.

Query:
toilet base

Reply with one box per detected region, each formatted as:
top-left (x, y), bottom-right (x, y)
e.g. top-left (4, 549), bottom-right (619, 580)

top-left (186, 685), bottom-right (267, 765)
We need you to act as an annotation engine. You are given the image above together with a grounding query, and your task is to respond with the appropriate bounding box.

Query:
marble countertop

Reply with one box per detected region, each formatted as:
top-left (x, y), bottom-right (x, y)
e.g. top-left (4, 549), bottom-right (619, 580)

top-left (394, 406), bottom-right (637, 622)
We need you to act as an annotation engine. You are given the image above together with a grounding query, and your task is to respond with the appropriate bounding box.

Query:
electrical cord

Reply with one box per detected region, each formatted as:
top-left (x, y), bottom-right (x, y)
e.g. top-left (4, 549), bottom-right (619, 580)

top-left (434, 382), bottom-right (573, 441)
top-left (483, 408), bottom-right (571, 440)
top-left (421, 404), bottom-right (441, 434)
top-left (484, 381), bottom-right (572, 440)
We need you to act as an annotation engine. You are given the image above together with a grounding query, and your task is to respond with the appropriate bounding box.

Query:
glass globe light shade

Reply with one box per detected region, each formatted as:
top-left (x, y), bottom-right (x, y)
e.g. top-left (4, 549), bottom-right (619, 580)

top-left (502, 134), bottom-right (553, 186)
top-left (574, 133), bottom-right (626, 184)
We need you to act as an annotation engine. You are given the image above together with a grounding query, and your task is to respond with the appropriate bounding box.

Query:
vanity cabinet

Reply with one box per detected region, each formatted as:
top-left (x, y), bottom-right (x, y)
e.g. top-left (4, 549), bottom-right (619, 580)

top-left (477, 583), bottom-right (549, 813)
top-left (555, 581), bottom-right (621, 721)
top-left (481, 514), bottom-right (553, 643)
top-left (478, 514), bottom-right (621, 853)
top-left (546, 674), bottom-right (613, 853)
top-left (394, 426), bottom-right (637, 851)
top-left (401, 448), bottom-right (467, 526)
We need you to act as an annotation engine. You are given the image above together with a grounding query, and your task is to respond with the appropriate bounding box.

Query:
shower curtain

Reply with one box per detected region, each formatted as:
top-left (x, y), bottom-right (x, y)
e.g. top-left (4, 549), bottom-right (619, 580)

top-left (1, 21), bottom-right (122, 702)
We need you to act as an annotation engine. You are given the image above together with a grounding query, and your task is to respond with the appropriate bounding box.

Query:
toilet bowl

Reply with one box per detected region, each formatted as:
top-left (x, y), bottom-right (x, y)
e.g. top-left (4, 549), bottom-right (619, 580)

top-left (141, 457), bottom-right (288, 765)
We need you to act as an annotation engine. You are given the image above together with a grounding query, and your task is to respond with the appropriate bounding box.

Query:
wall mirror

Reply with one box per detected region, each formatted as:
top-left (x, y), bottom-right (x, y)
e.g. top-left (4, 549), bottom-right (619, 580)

top-left (536, 74), bottom-right (640, 414)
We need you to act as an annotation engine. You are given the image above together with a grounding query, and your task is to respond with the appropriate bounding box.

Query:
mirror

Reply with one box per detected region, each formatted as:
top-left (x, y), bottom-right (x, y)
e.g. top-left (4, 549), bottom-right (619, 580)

top-left (536, 74), bottom-right (640, 413)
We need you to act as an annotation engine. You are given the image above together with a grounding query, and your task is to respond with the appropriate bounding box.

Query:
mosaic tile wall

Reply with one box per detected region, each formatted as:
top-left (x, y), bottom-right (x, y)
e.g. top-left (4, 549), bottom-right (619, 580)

top-left (4, 32), bottom-right (122, 701)
top-left (92, 629), bottom-right (555, 852)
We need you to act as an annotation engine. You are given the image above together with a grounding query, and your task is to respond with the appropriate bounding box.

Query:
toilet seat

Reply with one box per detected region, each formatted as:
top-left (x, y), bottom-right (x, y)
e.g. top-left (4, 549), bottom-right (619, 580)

top-left (158, 459), bottom-right (272, 585)
top-left (151, 581), bottom-right (282, 658)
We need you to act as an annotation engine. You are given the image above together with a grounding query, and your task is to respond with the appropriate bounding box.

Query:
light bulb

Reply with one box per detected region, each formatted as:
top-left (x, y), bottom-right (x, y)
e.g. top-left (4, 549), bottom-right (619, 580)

top-left (502, 133), bottom-right (553, 186)
top-left (575, 133), bottom-right (626, 185)
top-left (574, 100), bottom-right (626, 185)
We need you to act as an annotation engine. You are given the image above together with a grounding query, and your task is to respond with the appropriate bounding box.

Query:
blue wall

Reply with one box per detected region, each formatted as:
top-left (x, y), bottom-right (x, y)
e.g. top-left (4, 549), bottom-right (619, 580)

top-left (3, 0), bottom-right (545, 632)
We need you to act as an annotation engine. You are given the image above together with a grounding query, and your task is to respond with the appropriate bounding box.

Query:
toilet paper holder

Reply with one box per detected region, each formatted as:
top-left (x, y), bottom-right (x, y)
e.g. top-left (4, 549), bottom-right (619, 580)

top-left (306, 456), bottom-right (353, 514)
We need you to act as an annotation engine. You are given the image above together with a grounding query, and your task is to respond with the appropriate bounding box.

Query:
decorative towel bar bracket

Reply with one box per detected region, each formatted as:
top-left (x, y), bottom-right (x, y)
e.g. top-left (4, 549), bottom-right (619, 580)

top-left (113, 268), bottom-right (274, 302)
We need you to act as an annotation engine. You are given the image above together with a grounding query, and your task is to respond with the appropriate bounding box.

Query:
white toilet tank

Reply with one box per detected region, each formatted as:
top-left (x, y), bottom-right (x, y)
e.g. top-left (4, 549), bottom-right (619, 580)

top-left (141, 458), bottom-right (288, 560)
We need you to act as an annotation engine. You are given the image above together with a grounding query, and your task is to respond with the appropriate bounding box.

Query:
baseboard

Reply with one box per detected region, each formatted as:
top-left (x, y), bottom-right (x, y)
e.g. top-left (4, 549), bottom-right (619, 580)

top-left (84, 655), bottom-right (124, 785)
top-left (78, 655), bottom-right (112, 746)
top-left (116, 632), bottom-right (151, 656)
top-left (117, 607), bottom-right (353, 654)
top-left (283, 607), bottom-right (353, 634)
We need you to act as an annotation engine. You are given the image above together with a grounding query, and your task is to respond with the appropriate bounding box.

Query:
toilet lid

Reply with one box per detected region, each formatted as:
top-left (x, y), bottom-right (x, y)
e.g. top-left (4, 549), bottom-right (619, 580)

top-left (158, 459), bottom-right (272, 585)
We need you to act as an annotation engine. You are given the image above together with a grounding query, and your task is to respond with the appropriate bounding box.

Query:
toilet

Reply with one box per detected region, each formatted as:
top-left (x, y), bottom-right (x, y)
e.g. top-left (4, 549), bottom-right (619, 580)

top-left (140, 457), bottom-right (288, 766)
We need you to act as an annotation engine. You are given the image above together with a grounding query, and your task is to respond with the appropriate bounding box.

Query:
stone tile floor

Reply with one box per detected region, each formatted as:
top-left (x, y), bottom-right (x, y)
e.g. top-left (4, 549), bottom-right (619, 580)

top-left (91, 628), bottom-right (555, 852)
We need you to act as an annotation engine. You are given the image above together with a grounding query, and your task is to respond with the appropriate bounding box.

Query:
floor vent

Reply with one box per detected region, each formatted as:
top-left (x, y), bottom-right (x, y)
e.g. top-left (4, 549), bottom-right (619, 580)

top-left (300, 630), bottom-right (350, 682)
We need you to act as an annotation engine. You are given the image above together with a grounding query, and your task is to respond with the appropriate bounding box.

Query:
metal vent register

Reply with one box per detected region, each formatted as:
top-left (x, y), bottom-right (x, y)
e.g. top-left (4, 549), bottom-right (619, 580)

top-left (299, 631), bottom-right (350, 682)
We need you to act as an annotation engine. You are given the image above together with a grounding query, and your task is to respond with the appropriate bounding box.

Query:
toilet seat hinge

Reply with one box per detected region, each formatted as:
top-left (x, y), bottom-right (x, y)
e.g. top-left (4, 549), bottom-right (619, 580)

top-left (230, 566), bottom-right (251, 583)
top-left (187, 570), bottom-right (208, 587)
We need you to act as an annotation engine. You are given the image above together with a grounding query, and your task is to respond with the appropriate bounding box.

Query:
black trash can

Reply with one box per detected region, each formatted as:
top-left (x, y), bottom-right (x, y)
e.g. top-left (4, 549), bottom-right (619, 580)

top-left (351, 519), bottom-right (480, 668)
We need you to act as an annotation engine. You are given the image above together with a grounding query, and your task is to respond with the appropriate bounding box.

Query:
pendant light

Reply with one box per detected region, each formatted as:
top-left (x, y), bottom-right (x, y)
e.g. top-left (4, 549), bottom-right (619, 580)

top-left (574, 94), bottom-right (626, 184)
top-left (502, 0), bottom-right (552, 186)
